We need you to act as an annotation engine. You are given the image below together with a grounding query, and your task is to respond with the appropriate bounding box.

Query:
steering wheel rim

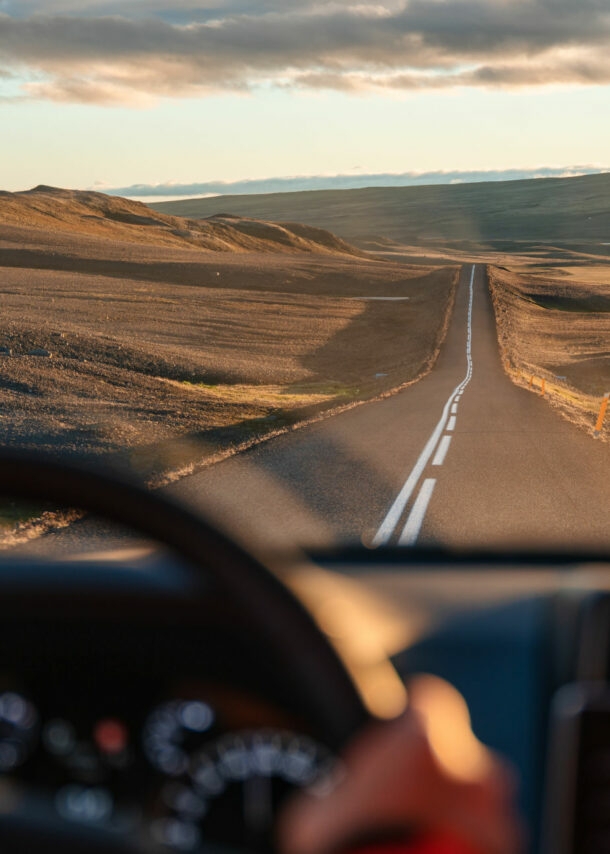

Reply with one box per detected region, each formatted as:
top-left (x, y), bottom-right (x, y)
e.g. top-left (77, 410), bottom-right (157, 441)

top-left (0, 449), bottom-right (370, 852)
top-left (0, 449), bottom-right (368, 747)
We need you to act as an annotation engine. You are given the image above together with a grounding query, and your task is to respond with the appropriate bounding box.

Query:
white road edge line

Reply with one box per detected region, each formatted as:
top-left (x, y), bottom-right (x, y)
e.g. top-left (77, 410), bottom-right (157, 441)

top-left (372, 264), bottom-right (475, 546)
top-left (432, 435), bottom-right (452, 466)
top-left (399, 479), bottom-right (437, 546)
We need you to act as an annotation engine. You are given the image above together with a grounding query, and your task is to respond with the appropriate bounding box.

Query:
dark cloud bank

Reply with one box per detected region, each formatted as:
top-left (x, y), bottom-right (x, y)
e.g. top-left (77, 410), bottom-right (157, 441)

top-left (1, 0), bottom-right (610, 103)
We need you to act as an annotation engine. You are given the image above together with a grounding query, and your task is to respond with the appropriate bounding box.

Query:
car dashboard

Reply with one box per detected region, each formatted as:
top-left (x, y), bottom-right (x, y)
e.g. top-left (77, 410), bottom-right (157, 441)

top-left (316, 551), bottom-right (610, 854)
top-left (0, 554), bottom-right (336, 853)
top-left (0, 547), bottom-right (609, 854)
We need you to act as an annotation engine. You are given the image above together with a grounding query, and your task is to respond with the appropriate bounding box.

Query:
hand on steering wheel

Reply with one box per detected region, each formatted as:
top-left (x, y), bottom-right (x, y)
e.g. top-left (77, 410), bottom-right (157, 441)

top-left (278, 676), bottom-right (523, 854)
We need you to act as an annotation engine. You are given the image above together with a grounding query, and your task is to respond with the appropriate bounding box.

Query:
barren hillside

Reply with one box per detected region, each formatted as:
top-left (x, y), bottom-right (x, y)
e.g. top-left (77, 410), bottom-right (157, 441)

top-left (152, 172), bottom-right (610, 251)
top-left (0, 187), bottom-right (458, 480)
top-left (0, 186), bottom-right (363, 257)
top-left (489, 264), bottom-right (610, 439)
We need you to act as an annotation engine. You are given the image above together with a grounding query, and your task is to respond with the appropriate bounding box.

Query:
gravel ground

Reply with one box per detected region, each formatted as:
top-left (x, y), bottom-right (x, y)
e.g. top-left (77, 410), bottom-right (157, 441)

top-left (0, 194), bottom-right (457, 481)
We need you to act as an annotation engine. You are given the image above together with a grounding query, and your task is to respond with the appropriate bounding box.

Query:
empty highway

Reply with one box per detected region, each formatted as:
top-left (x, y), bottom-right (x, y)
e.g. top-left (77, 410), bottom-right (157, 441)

top-left (172, 265), bottom-right (610, 553)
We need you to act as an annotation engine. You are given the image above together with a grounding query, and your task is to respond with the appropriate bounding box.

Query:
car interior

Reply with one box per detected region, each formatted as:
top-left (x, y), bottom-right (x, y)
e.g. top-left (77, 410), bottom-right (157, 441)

top-left (0, 450), bottom-right (607, 854)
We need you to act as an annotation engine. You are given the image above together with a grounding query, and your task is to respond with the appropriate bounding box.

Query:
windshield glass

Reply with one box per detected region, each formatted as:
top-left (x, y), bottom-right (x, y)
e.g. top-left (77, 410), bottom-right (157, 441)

top-left (0, 1), bottom-right (608, 555)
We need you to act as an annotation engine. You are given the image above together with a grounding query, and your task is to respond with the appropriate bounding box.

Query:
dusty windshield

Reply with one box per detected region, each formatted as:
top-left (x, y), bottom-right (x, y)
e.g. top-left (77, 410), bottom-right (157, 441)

top-left (0, 1), bottom-right (608, 555)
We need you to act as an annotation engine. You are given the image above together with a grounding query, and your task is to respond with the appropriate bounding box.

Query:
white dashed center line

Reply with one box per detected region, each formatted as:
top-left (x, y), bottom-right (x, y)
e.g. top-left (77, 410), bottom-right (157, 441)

top-left (398, 479), bottom-right (437, 546)
top-left (432, 435), bottom-right (452, 466)
top-left (372, 264), bottom-right (475, 546)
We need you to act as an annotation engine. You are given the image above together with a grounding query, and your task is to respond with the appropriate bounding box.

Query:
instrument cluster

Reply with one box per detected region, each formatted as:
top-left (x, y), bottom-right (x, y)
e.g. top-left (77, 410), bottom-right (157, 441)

top-left (0, 687), bottom-right (335, 852)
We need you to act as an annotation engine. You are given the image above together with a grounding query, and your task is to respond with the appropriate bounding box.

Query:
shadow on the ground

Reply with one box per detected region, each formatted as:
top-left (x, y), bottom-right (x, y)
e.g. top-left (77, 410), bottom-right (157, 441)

top-left (228, 428), bottom-right (394, 542)
top-left (109, 411), bottom-right (394, 542)
top-left (286, 267), bottom-right (456, 395)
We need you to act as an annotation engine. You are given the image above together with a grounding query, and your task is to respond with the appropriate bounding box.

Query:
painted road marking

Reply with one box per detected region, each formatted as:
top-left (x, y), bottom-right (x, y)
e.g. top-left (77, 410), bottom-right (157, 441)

top-left (432, 435), bottom-right (452, 466)
top-left (451, 403), bottom-right (458, 415)
top-left (371, 391), bottom-right (458, 546)
top-left (447, 415), bottom-right (457, 431)
top-left (372, 264), bottom-right (475, 546)
top-left (399, 479), bottom-right (437, 546)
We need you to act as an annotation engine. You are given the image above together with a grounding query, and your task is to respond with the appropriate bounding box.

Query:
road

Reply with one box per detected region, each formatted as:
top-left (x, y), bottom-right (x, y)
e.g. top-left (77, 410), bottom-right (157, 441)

top-left (170, 265), bottom-right (610, 553)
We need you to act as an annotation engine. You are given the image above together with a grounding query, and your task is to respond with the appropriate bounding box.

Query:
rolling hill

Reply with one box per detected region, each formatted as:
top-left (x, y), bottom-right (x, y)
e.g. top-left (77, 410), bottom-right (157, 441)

top-left (0, 186), bottom-right (363, 257)
top-left (151, 172), bottom-right (610, 248)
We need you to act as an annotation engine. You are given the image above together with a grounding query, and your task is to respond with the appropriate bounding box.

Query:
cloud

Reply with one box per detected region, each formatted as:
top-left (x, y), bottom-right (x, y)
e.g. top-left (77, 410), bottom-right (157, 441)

top-left (103, 166), bottom-right (610, 199)
top-left (1, 1), bottom-right (610, 104)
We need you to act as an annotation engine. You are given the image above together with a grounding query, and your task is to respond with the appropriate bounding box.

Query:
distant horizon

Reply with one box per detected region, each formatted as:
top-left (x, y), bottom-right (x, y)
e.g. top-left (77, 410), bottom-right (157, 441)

top-left (6, 165), bottom-right (609, 203)
top-left (116, 166), bottom-right (609, 203)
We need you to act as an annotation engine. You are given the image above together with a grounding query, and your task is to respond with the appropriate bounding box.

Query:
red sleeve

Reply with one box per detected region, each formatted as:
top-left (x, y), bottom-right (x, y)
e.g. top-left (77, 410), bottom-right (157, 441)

top-left (346, 833), bottom-right (479, 854)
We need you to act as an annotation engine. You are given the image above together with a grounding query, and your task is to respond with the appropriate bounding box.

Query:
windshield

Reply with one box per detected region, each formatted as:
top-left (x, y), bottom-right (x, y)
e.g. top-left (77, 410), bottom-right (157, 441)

top-left (0, 1), bottom-right (609, 556)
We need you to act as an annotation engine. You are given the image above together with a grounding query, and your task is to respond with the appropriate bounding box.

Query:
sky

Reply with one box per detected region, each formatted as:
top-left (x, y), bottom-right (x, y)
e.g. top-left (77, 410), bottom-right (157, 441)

top-left (1, 0), bottom-right (610, 195)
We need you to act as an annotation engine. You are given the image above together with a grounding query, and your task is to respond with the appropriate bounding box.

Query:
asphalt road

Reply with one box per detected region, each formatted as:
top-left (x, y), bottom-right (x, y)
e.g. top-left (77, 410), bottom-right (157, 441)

top-left (171, 265), bottom-right (610, 553)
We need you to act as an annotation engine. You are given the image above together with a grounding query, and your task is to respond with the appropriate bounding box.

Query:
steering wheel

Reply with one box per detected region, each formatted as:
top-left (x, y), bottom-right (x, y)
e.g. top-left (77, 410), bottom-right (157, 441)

top-left (0, 450), bottom-right (369, 853)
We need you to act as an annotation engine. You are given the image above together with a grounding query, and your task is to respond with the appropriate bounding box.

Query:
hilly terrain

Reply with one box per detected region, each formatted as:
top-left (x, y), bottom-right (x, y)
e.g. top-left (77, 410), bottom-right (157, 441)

top-left (0, 187), bottom-right (458, 480)
top-left (154, 173), bottom-right (610, 440)
top-left (1, 185), bottom-right (362, 256)
top-left (152, 172), bottom-right (610, 252)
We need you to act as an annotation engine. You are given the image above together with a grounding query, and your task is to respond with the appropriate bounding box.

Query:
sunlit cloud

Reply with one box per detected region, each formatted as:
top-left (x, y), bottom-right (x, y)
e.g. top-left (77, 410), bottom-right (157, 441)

top-left (1, 1), bottom-right (610, 105)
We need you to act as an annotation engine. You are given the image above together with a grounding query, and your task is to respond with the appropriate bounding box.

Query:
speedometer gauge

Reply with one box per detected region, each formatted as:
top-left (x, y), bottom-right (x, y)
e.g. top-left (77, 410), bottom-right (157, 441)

top-left (143, 700), bottom-right (215, 777)
top-left (193, 730), bottom-right (328, 791)
top-left (150, 729), bottom-right (335, 852)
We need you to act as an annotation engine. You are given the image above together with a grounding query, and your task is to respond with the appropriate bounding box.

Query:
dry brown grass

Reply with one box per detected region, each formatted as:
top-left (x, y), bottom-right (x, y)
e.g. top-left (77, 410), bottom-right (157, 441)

top-left (489, 264), bottom-right (610, 441)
